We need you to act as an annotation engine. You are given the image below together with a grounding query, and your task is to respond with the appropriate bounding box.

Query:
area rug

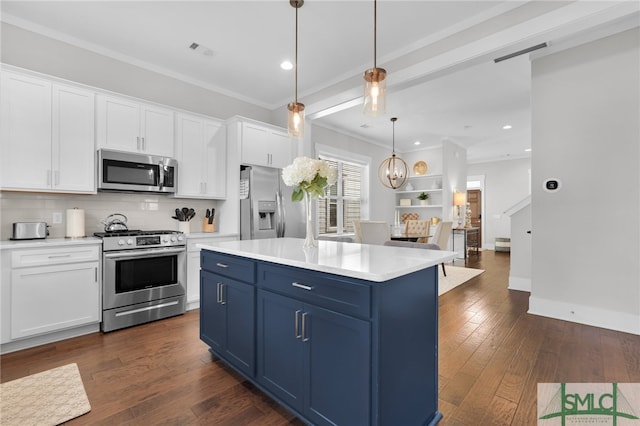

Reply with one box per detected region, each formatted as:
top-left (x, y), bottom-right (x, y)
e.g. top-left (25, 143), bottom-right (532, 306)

top-left (0, 363), bottom-right (91, 426)
top-left (438, 265), bottom-right (484, 295)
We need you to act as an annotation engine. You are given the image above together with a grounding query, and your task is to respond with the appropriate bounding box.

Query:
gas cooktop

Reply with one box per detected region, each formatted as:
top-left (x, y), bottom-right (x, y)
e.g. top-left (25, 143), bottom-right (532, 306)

top-left (93, 230), bottom-right (179, 238)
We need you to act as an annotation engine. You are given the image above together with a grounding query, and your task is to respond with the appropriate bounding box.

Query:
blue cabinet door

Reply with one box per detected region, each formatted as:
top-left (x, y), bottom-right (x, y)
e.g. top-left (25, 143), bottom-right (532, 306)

top-left (305, 304), bottom-right (371, 426)
top-left (257, 290), bottom-right (305, 412)
top-left (200, 270), bottom-right (226, 352)
top-left (201, 270), bottom-right (255, 376)
top-left (224, 277), bottom-right (255, 376)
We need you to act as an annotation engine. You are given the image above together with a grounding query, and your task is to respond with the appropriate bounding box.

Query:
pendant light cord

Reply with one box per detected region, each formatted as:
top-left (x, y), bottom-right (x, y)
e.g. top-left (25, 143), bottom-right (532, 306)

top-left (295, 3), bottom-right (299, 103)
top-left (373, 0), bottom-right (377, 68)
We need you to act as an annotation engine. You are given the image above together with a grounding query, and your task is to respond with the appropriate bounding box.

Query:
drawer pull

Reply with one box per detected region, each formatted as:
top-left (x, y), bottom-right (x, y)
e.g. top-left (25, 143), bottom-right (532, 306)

top-left (216, 262), bottom-right (229, 268)
top-left (294, 310), bottom-right (302, 339)
top-left (301, 312), bottom-right (309, 342)
top-left (47, 254), bottom-right (72, 259)
top-left (292, 282), bottom-right (313, 291)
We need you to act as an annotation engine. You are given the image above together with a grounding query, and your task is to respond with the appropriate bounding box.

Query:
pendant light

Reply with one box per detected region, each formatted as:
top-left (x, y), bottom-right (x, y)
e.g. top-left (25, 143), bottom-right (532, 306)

top-left (363, 0), bottom-right (386, 117)
top-left (378, 117), bottom-right (408, 189)
top-left (287, 0), bottom-right (305, 139)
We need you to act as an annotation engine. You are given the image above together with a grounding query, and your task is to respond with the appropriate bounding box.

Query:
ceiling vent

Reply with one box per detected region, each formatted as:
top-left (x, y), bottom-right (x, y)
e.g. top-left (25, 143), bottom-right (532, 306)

top-left (188, 42), bottom-right (215, 58)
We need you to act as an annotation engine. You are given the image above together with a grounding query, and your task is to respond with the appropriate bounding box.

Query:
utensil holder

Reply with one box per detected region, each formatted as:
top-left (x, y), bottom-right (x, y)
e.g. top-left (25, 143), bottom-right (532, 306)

top-left (178, 221), bottom-right (190, 234)
top-left (203, 218), bottom-right (215, 233)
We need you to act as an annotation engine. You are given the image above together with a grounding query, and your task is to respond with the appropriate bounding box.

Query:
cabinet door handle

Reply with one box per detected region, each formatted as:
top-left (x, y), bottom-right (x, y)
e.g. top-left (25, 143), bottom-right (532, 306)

top-left (54, 170), bottom-right (60, 186)
top-left (137, 136), bottom-right (141, 150)
top-left (292, 282), bottom-right (313, 291)
top-left (301, 312), bottom-right (309, 342)
top-left (216, 282), bottom-right (222, 304)
top-left (294, 310), bottom-right (302, 339)
top-left (95, 267), bottom-right (98, 283)
top-left (220, 283), bottom-right (226, 305)
top-left (46, 170), bottom-right (52, 186)
top-left (141, 137), bottom-right (146, 151)
top-left (216, 262), bottom-right (229, 268)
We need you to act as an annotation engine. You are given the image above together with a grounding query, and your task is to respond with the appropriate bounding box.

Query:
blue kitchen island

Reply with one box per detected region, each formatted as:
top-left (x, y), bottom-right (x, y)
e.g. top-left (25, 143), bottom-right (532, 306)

top-left (198, 238), bottom-right (456, 426)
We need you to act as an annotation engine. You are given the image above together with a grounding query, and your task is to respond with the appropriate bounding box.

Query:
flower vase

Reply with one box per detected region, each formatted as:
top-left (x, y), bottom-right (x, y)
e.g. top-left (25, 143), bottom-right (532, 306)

top-left (303, 191), bottom-right (317, 248)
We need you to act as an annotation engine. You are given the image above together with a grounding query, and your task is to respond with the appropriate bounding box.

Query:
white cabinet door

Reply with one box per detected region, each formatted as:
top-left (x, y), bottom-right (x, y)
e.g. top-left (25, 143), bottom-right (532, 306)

top-left (96, 95), bottom-right (174, 156)
top-left (175, 113), bottom-right (226, 199)
top-left (53, 84), bottom-right (95, 192)
top-left (11, 261), bottom-right (100, 339)
top-left (241, 122), bottom-right (293, 168)
top-left (241, 123), bottom-right (273, 167)
top-left (268, 129), bottom-right (294, 168)
top-left (96, 94), bottom-right (140, 152)
top-left (0, 71), bottom-right (52, 190)
top-left (140, 104), bottom-right (174, 157)
top-left (203, 119), bottom-right (226, 198)
top-left (176, 113), bottom-right (205, 197)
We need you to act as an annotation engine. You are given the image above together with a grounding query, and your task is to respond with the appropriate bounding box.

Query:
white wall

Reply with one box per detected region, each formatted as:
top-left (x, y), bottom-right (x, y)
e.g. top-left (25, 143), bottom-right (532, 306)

top-left (1, 24), bottom-right (271, 122)
top-left (508, 202), bottom-right (531, 292)
top-left (311, 124), bottom-right (395, 224)
top-left (529, 27), bottom-right (639, 335)
top-left (467, 158), bottom-right (531, 248)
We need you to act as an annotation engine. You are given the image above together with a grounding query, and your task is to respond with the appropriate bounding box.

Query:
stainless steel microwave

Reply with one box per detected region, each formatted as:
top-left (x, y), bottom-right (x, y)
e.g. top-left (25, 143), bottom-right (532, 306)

top-left (97, 149), bottom-right (177, 194)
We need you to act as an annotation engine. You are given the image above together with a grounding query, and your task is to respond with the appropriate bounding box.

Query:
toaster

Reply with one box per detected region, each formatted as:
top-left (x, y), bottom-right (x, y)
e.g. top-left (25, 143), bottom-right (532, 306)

top-left (11, 222), bottom-right (49, 240)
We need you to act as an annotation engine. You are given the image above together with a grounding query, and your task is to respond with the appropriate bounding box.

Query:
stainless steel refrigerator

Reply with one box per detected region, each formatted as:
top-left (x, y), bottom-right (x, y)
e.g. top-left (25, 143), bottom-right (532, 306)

top-left (240, 165), bottom-right (305, 240)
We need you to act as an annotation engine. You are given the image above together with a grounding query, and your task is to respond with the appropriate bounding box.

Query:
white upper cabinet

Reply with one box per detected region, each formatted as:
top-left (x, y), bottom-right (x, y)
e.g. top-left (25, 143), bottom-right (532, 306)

top-left (175, 112), bottom-right (226, 199)
top-left (96, 94), bottom-right (174, 157)
top-left (0, 71), bottom-right (95, 193)
top-left (240, 121), bottom-right (293, 169)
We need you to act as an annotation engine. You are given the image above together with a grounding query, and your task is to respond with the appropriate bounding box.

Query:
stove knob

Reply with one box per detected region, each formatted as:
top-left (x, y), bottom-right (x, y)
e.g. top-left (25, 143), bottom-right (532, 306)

top-left (127, 239), bottom-right (134, 245)
top-left (171, 236), bottom-right (177, 242)
top-left (177, 235), bottom-right (184, 242)
top-left (118, 239), bottom-right (125, 246)
top-left (163, 237), bottom-right (170, 243)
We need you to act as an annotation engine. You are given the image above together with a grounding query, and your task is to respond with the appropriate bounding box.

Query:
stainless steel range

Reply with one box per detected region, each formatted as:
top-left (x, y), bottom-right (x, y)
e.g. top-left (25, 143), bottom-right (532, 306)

top-left (94, 230), bottom-right (186, 332)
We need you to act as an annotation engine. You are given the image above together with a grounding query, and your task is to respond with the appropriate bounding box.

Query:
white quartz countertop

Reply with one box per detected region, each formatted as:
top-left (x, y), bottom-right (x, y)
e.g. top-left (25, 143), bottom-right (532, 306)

top-left (0, 236), bottom-right (102, 250)
top-left (198, 237), bottom-right (458, 282)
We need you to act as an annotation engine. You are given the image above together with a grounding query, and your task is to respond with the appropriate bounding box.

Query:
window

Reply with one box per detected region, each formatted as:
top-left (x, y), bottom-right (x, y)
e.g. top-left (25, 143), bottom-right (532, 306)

top-left (318, 156), bottom-right (364, 235)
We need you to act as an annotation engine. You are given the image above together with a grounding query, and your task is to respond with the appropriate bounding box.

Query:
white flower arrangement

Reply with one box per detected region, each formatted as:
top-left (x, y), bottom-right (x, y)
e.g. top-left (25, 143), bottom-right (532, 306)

top-left (282, 157), bottom-right (338, 201)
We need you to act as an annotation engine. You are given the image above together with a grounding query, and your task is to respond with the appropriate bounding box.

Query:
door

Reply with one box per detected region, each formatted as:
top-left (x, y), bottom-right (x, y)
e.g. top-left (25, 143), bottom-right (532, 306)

top-left (223, 277), bottom-right (255, 376)
top-left (200, 270), bottom-right (226, 353)
top-left (140, 104), bottom-right (174, 157)
top-left (96, 94), bottom-right (140, 152)
top-left (257, 290), bottom-right (305, 411)
top-left (305, 304), bottom-right (371, 426)
top-left (0, 71), bottom-right (52, 190)
top-left (467, 189), bottom-right (482, 247)
top-left (53, 84), bottom-right (95, 192)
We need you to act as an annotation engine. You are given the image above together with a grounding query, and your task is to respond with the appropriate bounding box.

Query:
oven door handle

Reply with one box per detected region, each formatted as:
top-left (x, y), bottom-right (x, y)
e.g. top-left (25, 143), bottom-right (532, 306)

top-left (104, 247), bottom-right (186, 260)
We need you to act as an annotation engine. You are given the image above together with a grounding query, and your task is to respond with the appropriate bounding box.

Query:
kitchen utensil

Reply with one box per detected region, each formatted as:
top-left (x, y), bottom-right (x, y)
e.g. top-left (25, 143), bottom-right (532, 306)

top-left (205, 209), bottom-right (210, 221)
top-left (186, 208), bottom-right (195, 221)
top-left (182, 207), bottom-right (189, 219)
top-left (209, 208), bottom-right (215, 225)
top-left (102, 213), bottom-right (128, 232)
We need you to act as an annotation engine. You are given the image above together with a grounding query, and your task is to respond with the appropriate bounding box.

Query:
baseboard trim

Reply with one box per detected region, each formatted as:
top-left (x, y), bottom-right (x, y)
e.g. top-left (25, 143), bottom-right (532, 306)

top-left (528, 296), bottom-right (640, 335)
top-left (1, 323), bottom-right (100, 355)
top-left (508, 276), bottom-right (531, 292)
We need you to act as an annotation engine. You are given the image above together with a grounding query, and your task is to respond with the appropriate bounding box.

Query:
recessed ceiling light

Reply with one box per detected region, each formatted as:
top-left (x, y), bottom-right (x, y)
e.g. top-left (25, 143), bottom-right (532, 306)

top-left (360, 123), bottom-right (371, 129)
top-left (280, 60), bottom-right (293, 70)
top-left (502, 124), bottom-right (513, 130)
top-left (525, 148), bottom-right (532, 152)
top-left (414, 141), bottom-right (421, 145)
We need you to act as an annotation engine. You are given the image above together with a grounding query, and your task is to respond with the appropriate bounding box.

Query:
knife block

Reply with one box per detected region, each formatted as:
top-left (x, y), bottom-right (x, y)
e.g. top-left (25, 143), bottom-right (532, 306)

top-left (203, 218), bottom-right (215, 233)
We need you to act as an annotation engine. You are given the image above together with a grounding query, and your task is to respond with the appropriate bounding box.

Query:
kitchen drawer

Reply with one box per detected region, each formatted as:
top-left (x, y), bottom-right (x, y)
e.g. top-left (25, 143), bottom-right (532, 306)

top-left (11, 246), bottom-right (100, 268)
top-left (258, 264), bottom-right (371, 318)
top-left (201, 251), bottom-right (256, 284)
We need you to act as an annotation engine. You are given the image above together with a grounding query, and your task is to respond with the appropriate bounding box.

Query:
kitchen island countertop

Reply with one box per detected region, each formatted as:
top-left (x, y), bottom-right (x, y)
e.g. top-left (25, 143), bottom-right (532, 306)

top-left (198, 237), bottom-right (457, 282)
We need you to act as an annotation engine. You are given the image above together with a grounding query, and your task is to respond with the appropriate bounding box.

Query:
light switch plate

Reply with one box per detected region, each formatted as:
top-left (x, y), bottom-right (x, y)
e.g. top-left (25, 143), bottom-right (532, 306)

top-left (52, 212), bottom-right (63, 224)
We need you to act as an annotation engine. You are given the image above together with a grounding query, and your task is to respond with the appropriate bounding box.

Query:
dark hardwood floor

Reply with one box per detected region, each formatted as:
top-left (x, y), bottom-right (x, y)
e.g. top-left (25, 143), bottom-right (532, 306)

top-left (2, 251), bottom-right (639, 425)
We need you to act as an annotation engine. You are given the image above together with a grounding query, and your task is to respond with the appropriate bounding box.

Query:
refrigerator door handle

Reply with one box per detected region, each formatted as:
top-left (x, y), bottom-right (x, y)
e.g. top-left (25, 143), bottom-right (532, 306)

top-left (276, 190), bottom-right (285, 237)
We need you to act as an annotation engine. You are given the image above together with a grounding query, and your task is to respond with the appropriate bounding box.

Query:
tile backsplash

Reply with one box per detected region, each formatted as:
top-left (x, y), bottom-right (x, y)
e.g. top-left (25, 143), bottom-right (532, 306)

top-left (0, 191), bottom-right (224, 240)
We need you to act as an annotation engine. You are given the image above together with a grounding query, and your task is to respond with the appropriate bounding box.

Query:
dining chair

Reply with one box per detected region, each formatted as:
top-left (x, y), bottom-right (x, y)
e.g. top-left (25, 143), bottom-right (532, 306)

top-left (430, 221), bottom-right (453, 250)
top-left (404, 219), bottom-right (431, 243)
top-left (383, 240), bottom-right (447, 276)
top-left (358, 221), bottom-right (390, 245)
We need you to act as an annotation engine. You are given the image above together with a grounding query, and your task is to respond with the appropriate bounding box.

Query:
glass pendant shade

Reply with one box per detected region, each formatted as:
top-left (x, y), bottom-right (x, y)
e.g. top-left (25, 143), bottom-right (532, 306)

top-left (363, 67), bottom-right (387, 117)
top-left (378, 154), bottom-right (408, 189)
top-left (288, 102), bottom-right (305, 139)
